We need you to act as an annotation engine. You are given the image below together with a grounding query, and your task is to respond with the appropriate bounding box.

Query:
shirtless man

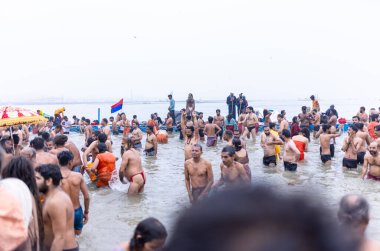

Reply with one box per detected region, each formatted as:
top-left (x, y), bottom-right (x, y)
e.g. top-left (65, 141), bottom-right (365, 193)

top-left (145, 126), bottom-right (157, 157)
top-left (65, 140), bottom-right (83, 173)
top-left (342, 125), bottom-right (363, 170)
top-left (242, 106), bottom-right (259, 142)
top-left (223, 130), bottom-right (234, 146)
top-left (84, 119), bottom-right (93, 146)
top-left (131, 122), bottom-right (143, 150)
top-left (165, 113), bottom-right (174, 133)
top-left (30, 137), bottom-right (58, 166)
top-left (233, 129), bottom-right (247, 149)
top-left (237, 108), bottom-right (247, 134)
top-left (318, 124), bottom-right (342, 165)
top-left (298, 106), bottom-right (311, 129)
top-left (260, 126), bottom-right (283, 167)
top-left (197, 112), bottom-right (205, 141)
top-left (205, 116), bottom-right (222, 147)
top-left (357, 106), bottom-right (369, 124)
top-left (101, 118), bottom-right (111, 141)
top-left (20, 147), bottom-right (37, 168)
top-left (356, 123), bottom-right (372, 165)
top-left (281, 129), bottom-right (300, 171)
top-left (277, 114), bottom-right (289, 135)
top-left (21, 124), bottom-right (30, 144)
top-left (213, 146), bottom-right (249, 189)
top-left (184, 144), bottom-right (213, 203)
top-left (310, 109), bottom-right (321, 138)
top-left (35, 164), bottom-right (78, 251)
top-left (213, 109), bottom-right (225, 140)
top-left (82, 132), bottom-right (113, 167)
top-left (58, 151), bottom-right (90, 235)
top-left (362, 142), bottom-right (380, 181)
top-left (49, 134), bottom-right (70, 156)
top-left (328, 109), bottom-right (338, 127)
top-left (0, 135), bottom-right (13, 168)
top-left (119, 138), bottom-right (146, 194)
top-left (181, 111), bottom-right (199, 161)
top-left (110, 116), bottom-right (119, 135)
top-left (53, 124), bottom-right (64, 136)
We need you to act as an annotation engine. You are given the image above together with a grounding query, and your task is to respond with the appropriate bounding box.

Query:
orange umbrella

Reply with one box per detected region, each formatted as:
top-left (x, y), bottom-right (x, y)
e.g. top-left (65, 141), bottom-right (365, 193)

top-left (0, 106), bottom-right (47, 127)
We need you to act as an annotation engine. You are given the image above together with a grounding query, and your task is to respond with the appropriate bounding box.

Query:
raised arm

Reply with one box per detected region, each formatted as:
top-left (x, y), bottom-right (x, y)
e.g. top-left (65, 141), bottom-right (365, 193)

top-left (83, 141), bottom-right (96, 166)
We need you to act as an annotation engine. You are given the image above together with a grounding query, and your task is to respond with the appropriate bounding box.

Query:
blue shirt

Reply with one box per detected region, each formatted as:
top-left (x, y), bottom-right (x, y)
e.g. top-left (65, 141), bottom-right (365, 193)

top-left (169, 99), bottom-right (175, 110)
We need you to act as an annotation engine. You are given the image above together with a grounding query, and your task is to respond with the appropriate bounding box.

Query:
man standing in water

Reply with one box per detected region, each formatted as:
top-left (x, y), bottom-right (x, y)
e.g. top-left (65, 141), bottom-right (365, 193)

top-left (35, 164), bottom-right (78, 251)
top-left (318, 124), bottom-right (342, 165)
top-left (197, 112), bottom-right (205, 141)
top-left (205, 116), bottom-right (222, 147)
top-left (213, 109), bottom-right (225, 140)
top-left (213, 146), bottom-right (249, 189)
top-left (342, 125), bottom-right (363, 170)
top-left (310, 95), bottom-right (320, 111)
top-left (58, 151), bottom-right (90, 236)
top-left (145, 126), bottom-right (157, 157)
top-left (119, 138), bottom-right (146, 194)
top-left (362, 142), bottom-right (380, 181)
top-left (282, 129), bottom-right (300, 171)
top-left (242, 106), bottom-right (259, 142)
top-left (184, 144), bottom-right (213, 203)
top-left (311, 108), bottom-right (321, 138)
top-left (260, 126), bottom-right (283, 167)
top-left (357, 106), bottom-right (369, 124)
top-left (298, 106), bottom-right (311, 129)
top-left (356, 123), bottom-right (372, 165)
top-left (181, 111), bottom-right (199, 161)
top-left (168, 94), bottom-right (176, 124)
top-left (277, 114), bottom-right (289, 135)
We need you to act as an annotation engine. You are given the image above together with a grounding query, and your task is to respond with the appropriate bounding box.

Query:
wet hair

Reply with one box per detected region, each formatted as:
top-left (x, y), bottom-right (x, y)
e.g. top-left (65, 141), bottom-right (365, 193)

top-left (374, 125), bottom-right (380, 132)
top-left (277, 114), bottom-right (284, 119)
top-left (224, 130), bottom-right (233, 139)
top-left (53, 134), bottom-right (68, 147)
top-left (30, 137), bottom-right (45, 150)
top-left (310, 95), bottom-right (315, 100)
top-left (199, 112), bottom-right (203, 115)
top-left (232, 138), bottom-right (242, 152)
top-left (263, 109), bottom-right (269, 118)
top-left (370, 114), bottom-right (379, 122)
top-left (164, 186), bottom-right (356, 251)
top-left (55, 124), bottom-right (62, 130)
top-left (355, 122), bottom-right (364, 130)
top-left (301, 106), bottom-right (307, 110)
top-left (269, 122), bottom-right (276, 130)
top-left (292, 116), bottom-right (298, 123)
top-left (282, 129), bottom-right (291, 138)
top-left (247, 106), bottom-right (253, 111)
top-left (97, 142), bottom-right (108, 153)
top-left (352, 116), bottom-right (360, 121)
top-left (102, 118), bottom-right (108, 124)
top-left (85, 118), bottom-right (91, 124)
top-left (57, 151), bottom-right (74, 166)
top-left (147, 126), bottom-right (154, 132)
top-left (300, 128), bottom-right (310, 142)
top-left (360, 106), bottom-right (365, 111)
top-left (338, 195), bottom-right (369, 228)
top-left (35, 164), bottom-right (62, 186)
top-left (322, 124), bottom-right (331, 133)
top-left (41, 131), bottom-right (50, 141)
top-left (98, 133), bottom-right (107, 143)
top-left (109, 116), bottom-right (114, 120)
top-left (1, 156), bottom-right (44, 248)
top-left (192, 144), bottom-right (203, 152)
top-left (349, 125), bottom-right (358, 133)
top-left (133, 115), bottom-right (137, 119)
top-left (221, 146), bottom-right (236, 157)
top-left (216, 109), bottom-right (221, 113)
top-left (129, 217), bottom-right (167, 251)
top-left (208, 116), bottom-right (213, 123)
top-left (281, 110), bottom-right (286, 115)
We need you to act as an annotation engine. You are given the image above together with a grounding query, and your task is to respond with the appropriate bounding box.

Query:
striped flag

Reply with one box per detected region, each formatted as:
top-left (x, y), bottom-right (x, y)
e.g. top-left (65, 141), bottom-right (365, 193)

top-left (111, 99), bottom-right (123, 113)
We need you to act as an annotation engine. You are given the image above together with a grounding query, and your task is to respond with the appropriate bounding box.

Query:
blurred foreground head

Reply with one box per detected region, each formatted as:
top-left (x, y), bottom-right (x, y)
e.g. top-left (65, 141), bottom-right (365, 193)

top-left (164, 186), bottom-right (358, 251)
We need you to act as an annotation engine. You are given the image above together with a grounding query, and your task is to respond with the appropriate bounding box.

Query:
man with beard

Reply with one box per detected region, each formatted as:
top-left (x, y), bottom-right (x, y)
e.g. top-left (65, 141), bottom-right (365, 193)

top-left (213, 109), bottom-right (225, 141)
top-left (362, 142), bottom-right (380, 181)
top-left (260, 126), bottom-right (283, 167)
top-left (298, 106), bottom-right (311, 129)
top-left (355, 123), bottom-right (372, 165)
top-left (197, 112), bottom-right (206, 141)
top-left (242, 106), bottom-right (259, 142)
top-left (318, 124), bottom-right (342, 165)
top-left (357, 106), bottom-right (369, 124)
top-left (35, 164), bottom-right (78, 251)
top-left (182, 111), bottom-right (199, 161)
top-left (0, 135), bottom-right (14, 167)
top-left (342, 125), bottom-right (363, 170)
top-left (205, 116), bottom-right (222, 147)
top-left (101, 118), bottom-right (111, 141)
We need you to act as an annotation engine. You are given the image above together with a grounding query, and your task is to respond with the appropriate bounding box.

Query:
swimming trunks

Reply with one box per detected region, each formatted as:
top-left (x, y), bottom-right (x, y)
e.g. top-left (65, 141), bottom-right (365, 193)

top-left (74, 207), bottom-right (83, 231)
top-left (144, 148), bottom-right (155, 156)
top-left (166, 127), bottom-right (173, 133)
top-left (199, 128), bottom-right (205, 138)
top-left (63, 247), bottom-right (79, 251)
top-left (217, 128), bottom-right (224, 140)
top-left (247, 126), bottom-right (255, 133)
top-left (313, 125), bottom-right (320, 132)
top-left (206, 136), bottom-right (217, 147)
top-left (342, 158), bottom-right (358, 169)
top-left (284, 161), bottom-right (297, 171)
top-left (263, 155), bottom-right (276, 166)
top-left (357, 152), bottom-right (366, 165)
top-left (192, 186), bottom-right (206, 202)
top-left (320, 154), bottom-right (331, 163)
top-left (367, 173), bottom-right (380, 181)
top-left (129, 171), bottom-right (146, 184)
top-left (330, 144), bottom-right (335, 158)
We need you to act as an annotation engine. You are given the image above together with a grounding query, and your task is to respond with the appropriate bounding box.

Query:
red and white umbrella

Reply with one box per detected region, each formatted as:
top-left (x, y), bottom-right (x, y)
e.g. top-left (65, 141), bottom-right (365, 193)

top-left (0, 106), bottom-right (47, 127)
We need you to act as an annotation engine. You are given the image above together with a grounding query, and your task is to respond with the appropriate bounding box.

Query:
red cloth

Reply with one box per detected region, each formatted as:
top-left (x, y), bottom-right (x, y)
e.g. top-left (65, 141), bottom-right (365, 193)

top-left (294, 140), bottom-right (305, 161)
top-left (368, 122), bottom-right (379, 140)
top-left (290, 123), bottom-right (300, 137)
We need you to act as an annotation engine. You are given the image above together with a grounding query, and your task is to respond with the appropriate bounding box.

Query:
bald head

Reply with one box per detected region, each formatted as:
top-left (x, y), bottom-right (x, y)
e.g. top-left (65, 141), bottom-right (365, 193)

top-left (20, 147), bottom-right (36, 161)
top-left (338, 195), bottom-right (369, 228)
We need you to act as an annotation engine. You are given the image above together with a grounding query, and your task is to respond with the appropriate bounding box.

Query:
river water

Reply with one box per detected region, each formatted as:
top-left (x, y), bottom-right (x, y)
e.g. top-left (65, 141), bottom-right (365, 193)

top-left (24, 99), bottom-right (380, 250)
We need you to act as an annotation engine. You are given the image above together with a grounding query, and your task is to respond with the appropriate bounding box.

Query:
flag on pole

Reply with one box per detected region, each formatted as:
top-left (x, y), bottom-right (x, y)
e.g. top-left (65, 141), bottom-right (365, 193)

top-left (111, 99), bottom-right (123, 113)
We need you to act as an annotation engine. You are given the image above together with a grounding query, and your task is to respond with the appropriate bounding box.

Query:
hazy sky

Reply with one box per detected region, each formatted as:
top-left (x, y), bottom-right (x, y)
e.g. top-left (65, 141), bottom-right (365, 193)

top-left (1, 0), bottom-right (379, 102)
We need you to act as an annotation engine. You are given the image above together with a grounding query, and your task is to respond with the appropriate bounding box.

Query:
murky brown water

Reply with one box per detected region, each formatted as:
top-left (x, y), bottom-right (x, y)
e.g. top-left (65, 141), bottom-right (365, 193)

top-left (67, 131), bottom-right (380, 250)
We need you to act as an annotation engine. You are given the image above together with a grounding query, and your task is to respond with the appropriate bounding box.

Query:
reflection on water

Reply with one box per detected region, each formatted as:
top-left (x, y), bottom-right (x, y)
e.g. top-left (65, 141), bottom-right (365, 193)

top-left (67, 130), bottom-right (380, 250)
